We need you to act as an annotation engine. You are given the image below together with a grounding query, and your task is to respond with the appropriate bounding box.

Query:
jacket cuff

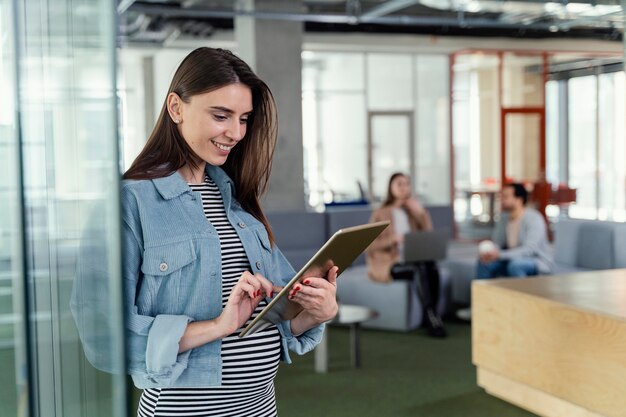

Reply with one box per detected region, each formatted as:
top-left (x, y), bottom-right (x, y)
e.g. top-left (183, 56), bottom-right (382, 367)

top-left (145, 314), bottom-right (193, 384)
top-left (282, 320), bottom-right (325, 356)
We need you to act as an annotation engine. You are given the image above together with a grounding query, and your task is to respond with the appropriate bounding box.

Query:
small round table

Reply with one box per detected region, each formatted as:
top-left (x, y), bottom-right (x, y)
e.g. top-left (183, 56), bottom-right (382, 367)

top-left (314, 304), bottom-right (379, 373)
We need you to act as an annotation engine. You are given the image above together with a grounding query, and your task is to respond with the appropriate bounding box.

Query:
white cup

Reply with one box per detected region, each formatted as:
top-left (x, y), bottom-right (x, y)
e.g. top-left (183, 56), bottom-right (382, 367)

top-left (478, 240), bottom-right (497, 255)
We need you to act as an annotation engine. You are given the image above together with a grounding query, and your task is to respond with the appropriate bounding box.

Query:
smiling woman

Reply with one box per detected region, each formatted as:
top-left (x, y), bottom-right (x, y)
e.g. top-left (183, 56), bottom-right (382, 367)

top-left (95, 47), bottom-right (340, 417)
top-left (123, 48), bottom-right (278, 241)
top-left (167, 84), bottom-right (253, 171)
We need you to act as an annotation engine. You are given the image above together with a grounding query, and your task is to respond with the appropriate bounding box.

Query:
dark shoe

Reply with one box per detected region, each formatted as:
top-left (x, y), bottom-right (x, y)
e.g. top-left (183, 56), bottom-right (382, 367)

top-left (427, 324), bottom-right (448, 338)
top-left (425, 309), bottom-right (448, 338)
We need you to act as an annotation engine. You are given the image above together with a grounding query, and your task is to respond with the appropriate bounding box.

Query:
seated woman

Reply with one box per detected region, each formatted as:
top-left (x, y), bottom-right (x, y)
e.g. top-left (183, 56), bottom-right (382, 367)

top-left (366, 173), bottom-right (447, 338)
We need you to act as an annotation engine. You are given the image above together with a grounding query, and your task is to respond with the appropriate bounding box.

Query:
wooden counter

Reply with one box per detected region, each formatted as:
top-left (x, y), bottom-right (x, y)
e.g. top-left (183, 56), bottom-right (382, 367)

top-left (472, 270), bottom-right (626, 417)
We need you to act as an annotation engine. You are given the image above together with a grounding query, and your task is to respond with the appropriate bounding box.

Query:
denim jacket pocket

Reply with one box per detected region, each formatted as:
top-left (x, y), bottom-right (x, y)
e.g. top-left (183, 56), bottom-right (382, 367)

top-left (140, 240), bottom-right (197, 312)
top-left (141, 240), bottom-right (197, 277)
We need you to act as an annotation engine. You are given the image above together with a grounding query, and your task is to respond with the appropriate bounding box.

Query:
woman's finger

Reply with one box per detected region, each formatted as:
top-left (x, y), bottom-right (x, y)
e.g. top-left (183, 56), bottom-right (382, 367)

top-left (241, 271), bottom-right (262, 293)
top-left (233, 282), bottom-right (256, 300)
top-left (300, 277), bottom-right (328, 289)
top-left (253, 273), bottom-right (275, 297)
top-left (327, 266), bottom-right (339, 286)
top-left (289, 290), bottom-right (318, 308)
top-left (290, 284), bottom-right (321, 298)
top-left (290, 286), bottom-right (326, 307)
top-left (301, 269), bottom-right (339, 289)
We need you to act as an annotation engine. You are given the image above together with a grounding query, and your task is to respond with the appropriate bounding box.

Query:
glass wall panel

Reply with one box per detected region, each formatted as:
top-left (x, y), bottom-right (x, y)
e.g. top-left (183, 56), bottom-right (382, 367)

top-left (318, 93), bottom-right (368, 202)
top-left (12, 0), bottom-right (126, 416)
top-left (302, 52), bottom-right (367, 207)
top-left (302, 51), bottom-right (364, 92)
top-left (415, 55), bottom-right (450, 205)
top-left (452, 54), bottom-right (500, 189)
top-left (501, 53), bottom-right (544, 108)
top-left (568, 75), bottom-right (598, 219)
top-left (452, 53), bottom-right (500, 228)
top-left (367, 53), bottom-right (413, 110)
top-left (505, 113), bottom-right (541, 183)
top-left (0, 0), bottom-right (29, 415)
top-left (598, 72), bottom-right (626, 221)
top-left (369, 113), bottom-right (412, 200)
top-left (545, 80), bottom-right (561, 186)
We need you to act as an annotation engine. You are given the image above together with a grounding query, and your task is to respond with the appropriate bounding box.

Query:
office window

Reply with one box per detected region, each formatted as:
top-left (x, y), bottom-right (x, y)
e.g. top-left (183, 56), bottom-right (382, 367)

top-left (598, 72), bottom-right (626, 221)
top-left (415, 55), bottom-right (450, 205)
top-left (568, 75), bottom-right (598, 219)
top-left (302, 52), bottom-right (367, 208)
top-left (367, 53), bottom-right (413, 110)
top-left (545, 80), bottom-right (561, 187)
top-left (452, 54), bottom-right (500, 225)
top-left (544, 70), bottom-right (625, 222)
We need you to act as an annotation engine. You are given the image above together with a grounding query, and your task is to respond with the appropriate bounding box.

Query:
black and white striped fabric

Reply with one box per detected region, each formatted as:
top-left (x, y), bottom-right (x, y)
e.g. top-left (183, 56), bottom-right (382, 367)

top-left (137, 175), bottom-right (281, 417)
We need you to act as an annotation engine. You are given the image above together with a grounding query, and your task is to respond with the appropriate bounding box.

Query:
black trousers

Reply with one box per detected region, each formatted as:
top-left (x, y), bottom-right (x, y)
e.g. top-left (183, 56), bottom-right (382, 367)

top-left (390, 260), bottom-right (440, 317)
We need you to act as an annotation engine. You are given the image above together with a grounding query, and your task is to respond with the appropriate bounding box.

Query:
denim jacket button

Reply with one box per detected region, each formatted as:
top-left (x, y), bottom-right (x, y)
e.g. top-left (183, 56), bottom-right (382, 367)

top-left (255, 261), bottom-right (262, 270)
top-left (238, 222), bottom-right (246, 228)
top-left (159, 262), bottom-right (168, 272)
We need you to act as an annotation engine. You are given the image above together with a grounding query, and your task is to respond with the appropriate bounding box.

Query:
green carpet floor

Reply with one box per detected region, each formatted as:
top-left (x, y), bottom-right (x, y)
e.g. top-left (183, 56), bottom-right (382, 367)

top-left (1, 321), bottom-right (539, 416)
top-left (274, 322), bottom-right (538, 417)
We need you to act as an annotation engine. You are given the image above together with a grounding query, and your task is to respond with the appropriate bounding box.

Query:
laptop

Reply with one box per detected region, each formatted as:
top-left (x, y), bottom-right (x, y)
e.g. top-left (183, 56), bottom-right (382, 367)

top-left (403, 230), bottom-right (449, 262)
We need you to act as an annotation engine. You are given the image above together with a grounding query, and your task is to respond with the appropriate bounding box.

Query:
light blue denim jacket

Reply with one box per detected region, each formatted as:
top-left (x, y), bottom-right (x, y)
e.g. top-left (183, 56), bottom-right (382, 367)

top-left (120, 164), bottom-right (324, 388)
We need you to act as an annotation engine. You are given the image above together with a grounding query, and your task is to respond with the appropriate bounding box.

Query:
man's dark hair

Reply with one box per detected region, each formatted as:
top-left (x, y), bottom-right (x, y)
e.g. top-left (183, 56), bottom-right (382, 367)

top-left (505, 183), bottom-right (528, 205)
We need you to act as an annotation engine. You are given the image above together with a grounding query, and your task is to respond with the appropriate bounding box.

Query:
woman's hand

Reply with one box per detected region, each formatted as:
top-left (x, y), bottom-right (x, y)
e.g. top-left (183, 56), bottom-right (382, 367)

top-left (289, 266), bottom-right (339, 334)
top-left (178, 272), bottom-right (280, 353)
top-left (404, 196), bottom-right (424, 215)
top-left (216, 271), bottom-right (279, 337)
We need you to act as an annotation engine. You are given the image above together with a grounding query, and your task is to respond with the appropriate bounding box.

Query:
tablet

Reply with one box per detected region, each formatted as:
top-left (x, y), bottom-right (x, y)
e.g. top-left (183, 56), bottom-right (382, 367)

top-left (239, 220), bottom-right (390, 337)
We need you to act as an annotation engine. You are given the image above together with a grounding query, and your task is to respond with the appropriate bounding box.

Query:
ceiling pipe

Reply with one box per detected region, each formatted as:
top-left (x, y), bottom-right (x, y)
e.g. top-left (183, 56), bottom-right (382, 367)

top-left (359, 0), bottom-right (421, 21)
top-left (118, 0), bottom-right (136, 14)
top-left (126, 3), bottom-right (588, 31)
top-left (119, 13), bottom-right (149, 36)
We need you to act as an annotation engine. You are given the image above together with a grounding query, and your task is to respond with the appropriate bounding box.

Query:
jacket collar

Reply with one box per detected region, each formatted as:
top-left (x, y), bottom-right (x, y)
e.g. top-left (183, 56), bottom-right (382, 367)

top-left (152, 164), bottom-right (236, 200)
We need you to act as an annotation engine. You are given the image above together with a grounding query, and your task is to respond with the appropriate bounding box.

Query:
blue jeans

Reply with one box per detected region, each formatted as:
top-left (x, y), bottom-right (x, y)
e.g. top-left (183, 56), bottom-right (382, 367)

top-left (476, 258), bottom-right (539, 279)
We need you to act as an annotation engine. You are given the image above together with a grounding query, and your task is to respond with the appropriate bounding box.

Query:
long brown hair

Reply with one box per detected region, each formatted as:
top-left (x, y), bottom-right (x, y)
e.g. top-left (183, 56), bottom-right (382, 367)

top-left (382, 172), bottom-right (408, 207)
top-left (124, 47), bottom-right (277, 243)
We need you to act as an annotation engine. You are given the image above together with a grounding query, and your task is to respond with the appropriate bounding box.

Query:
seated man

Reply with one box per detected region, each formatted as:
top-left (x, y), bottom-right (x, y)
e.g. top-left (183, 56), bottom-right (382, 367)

top-left (457, 183), bottom-right (553, 321)
top-left (477, 183), bottom-right (553, 279)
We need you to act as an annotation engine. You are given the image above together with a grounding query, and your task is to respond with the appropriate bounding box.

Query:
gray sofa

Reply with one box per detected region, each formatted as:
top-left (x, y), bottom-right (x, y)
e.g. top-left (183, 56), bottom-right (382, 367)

top-left (267, 211), bottom-right (327, 271)
top-left (552, 218), bottom-right (626, 272)
top-left (268, 205), bottom-right (455, 332)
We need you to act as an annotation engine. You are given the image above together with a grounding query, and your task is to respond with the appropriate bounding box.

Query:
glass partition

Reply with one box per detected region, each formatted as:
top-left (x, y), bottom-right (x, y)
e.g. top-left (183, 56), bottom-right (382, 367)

top-left (452, 53), bottom-right (500, 229)
top-left (501, 53), bottom-right (544, 108)
top-left (568, 75), bottom-right (598, 219)
top-left (0, 0), bottom-right (29, 415)
top-left (598, 71), bottom-right (626, 221)
top-left (415, 55), bottom-right (450, 205)
top-left (367, 53), bottom-right (413, 110)
top-left (6, 0), bottom-right (127, 416)
top-left (368, 113), bottom-right (413, 200)
top-left (504, 113), bottom-right (542, 183)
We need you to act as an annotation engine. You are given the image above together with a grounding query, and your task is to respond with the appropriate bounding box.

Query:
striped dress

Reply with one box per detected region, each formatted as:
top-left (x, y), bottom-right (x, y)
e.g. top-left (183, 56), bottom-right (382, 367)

top-left (137, 175), bottom-right (282, 417)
